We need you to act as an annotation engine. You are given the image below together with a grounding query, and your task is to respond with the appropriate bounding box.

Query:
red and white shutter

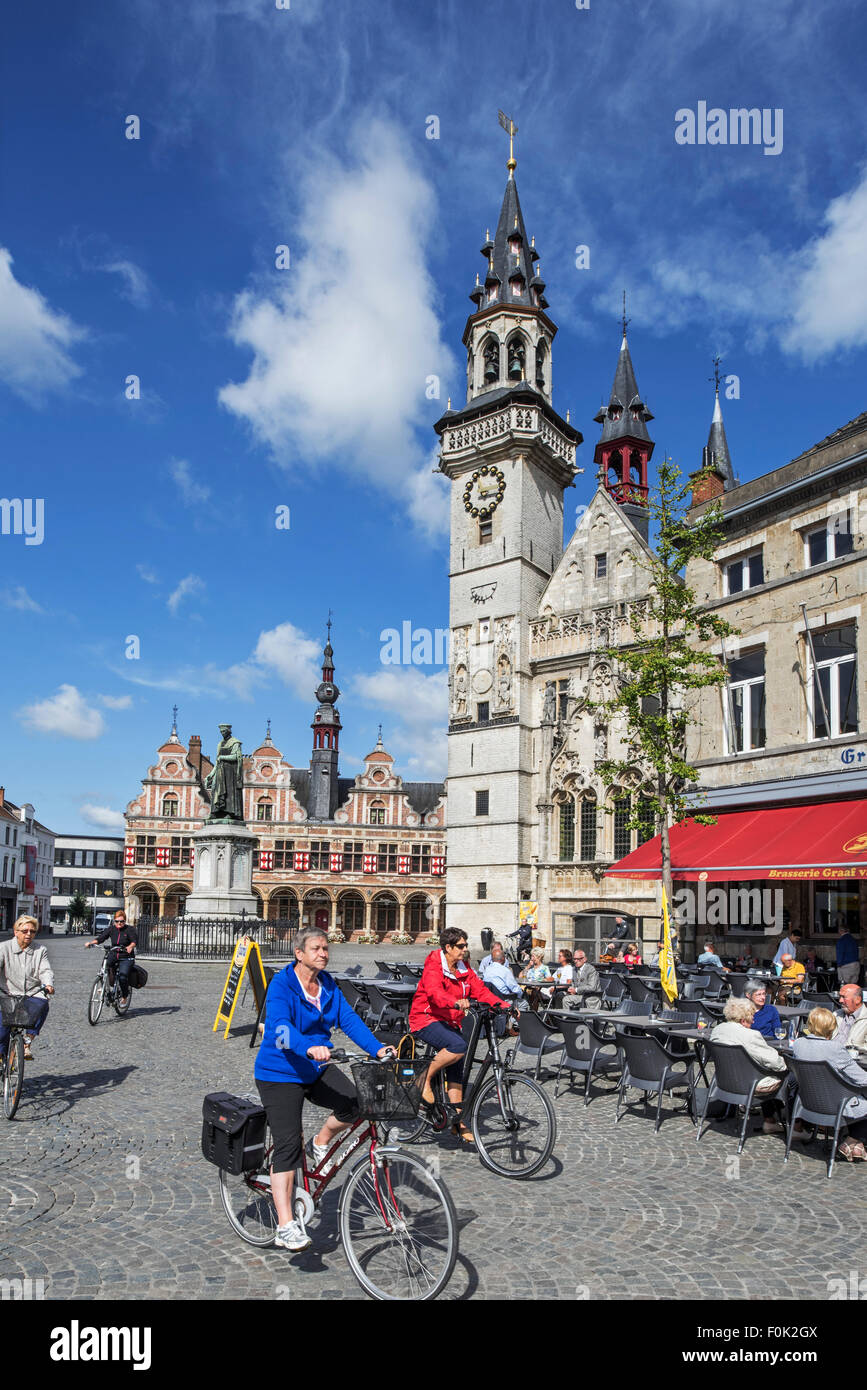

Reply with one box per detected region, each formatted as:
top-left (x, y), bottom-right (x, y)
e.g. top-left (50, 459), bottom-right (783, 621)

top-left (431, 855), bottom-right (445, 876)
top-left (330, 851), bottom-right (344, 872)
top-left (124, 846), bottom-right (135, 866)
top-left (155, 846), bottom-right (170, 868)
top-left (398, 855), bottom-right (411, 874)
top-left (259, 850), bottom-right (274, 871)
top-left (294, 851), bottom-right (310, 872)
top-left (363, 854), bottom-right (377, 874)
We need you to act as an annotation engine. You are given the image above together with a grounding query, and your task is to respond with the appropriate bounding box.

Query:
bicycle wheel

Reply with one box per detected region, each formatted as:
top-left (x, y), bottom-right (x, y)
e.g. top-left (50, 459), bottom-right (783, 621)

top-left (87, 976), bottom-right (105, 1026)
top-left (3, 1033), bottom-right (25, 1120)
top-left (219, 1129), bottom-right (279, 1247)
top-left (471, 1069), bottom-right (556, 1179)
top-left (339, 1149), bottom-right (458, 1301)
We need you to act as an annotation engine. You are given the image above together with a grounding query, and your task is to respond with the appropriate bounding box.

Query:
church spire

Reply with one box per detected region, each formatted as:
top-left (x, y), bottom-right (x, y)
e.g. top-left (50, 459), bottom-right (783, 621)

top-left (593, 325), bottom-right (655, 538)
top-left (308, 621), bottom-right (341, 821)
top-left (703, 360), bottom-right (735, 490)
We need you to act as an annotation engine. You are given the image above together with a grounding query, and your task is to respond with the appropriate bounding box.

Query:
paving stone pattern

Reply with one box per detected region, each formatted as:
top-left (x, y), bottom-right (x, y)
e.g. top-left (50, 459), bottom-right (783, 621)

top-left (0, 940), bottom-right (861, 1301)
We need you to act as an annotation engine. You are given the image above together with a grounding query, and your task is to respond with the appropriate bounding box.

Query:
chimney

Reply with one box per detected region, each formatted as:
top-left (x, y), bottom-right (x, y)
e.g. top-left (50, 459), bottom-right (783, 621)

top-left (691, 469), bottom-right (725, 508)
top-left (188, 735), bottom-right (202, 776)
top-left (0, 787), bottom-right (4, 808)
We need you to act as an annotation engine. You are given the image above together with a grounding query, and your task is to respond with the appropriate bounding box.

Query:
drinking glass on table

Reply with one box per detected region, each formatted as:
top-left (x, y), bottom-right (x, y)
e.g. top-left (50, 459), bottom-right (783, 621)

top-left (775, 1026), bottom-right (787, 1042)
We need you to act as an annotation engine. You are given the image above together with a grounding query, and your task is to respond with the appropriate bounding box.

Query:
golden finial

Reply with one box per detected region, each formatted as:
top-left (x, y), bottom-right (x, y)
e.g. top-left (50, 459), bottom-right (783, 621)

top-left (498, 109), bottom-right (518, 175)
top-left (475, 271), bottom-right (480, 285)
top-left (531, 235), bottom-right (535, 247)
top-left (486, 227), bottom-right (490, 240)
top-left (447, 396), bottom-right (451, 410)
top-left (566, 408), bottom-right (571, 423)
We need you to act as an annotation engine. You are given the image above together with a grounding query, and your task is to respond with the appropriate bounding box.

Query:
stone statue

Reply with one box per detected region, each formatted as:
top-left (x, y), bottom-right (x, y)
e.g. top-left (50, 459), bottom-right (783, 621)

top-left (594, 722), bottom-right (608, 764)
top-left (205, 723), bottom-right (245, 822)
top-left (542, 682), bottom-right (556, 724)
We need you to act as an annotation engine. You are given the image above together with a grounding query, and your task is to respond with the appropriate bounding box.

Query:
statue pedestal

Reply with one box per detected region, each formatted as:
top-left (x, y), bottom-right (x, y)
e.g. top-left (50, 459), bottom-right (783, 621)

top-left (183, 823), bottom-right (259, 919)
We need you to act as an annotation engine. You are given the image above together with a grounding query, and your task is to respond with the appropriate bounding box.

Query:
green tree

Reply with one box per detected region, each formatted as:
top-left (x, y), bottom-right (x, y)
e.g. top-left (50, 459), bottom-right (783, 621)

top-left (67, 889), bottom-right (93, 930)
top-left (591, 456), bottom-right (738, 919)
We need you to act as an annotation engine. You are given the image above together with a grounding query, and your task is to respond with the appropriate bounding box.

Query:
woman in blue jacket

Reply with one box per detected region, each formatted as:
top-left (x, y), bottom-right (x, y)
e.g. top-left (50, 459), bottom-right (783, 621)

top-left (254, 925), bottom-right (394, 1252)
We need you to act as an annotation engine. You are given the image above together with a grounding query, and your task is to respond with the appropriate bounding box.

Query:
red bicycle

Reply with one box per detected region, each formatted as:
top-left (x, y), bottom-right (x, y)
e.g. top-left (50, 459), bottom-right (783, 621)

top-left (219, 1050), bottom-right (458, 1300)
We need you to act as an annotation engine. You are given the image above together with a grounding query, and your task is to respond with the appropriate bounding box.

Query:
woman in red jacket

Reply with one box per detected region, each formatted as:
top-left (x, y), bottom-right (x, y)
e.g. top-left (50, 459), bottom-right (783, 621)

top-left (408, 926), bottom-right (509, 1143)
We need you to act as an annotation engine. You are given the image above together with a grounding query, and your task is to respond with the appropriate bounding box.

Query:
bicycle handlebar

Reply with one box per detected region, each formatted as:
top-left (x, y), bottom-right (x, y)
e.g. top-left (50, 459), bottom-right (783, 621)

top-left (316, 1047), bottom-right (398, 1066)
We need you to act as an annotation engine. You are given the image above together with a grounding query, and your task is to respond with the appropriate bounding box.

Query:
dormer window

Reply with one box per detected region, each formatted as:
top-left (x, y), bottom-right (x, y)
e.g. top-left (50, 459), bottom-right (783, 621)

top-left (508, 236), bottom-right (521, 255)
top-left (510, 277), bottom-right (525, 298)
top-left (487, 285), bottom-right (498, 303)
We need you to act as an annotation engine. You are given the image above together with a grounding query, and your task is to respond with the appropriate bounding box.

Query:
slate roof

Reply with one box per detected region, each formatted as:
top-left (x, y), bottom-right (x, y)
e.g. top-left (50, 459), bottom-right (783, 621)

top-left (593, 334), bottom-right (654, 448)
top-left (473, 174), bottom-right (541, 312)
top-left (702, 390), bottom-right (735, 489)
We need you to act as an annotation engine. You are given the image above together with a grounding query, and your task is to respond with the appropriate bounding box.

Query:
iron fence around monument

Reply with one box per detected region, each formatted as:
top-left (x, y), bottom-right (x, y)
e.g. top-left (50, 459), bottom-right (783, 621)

top-left (136, 916), bottom-right (297, 962)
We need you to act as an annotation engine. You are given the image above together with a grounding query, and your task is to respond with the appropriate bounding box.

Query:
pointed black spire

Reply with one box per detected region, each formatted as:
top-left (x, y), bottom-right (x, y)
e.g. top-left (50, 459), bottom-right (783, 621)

top-left (593, 332), bottom-right (654, 447)
top-left (703, 387), bottom-right (735, 490)
top-left (468, 175), bottom-right (542, 312)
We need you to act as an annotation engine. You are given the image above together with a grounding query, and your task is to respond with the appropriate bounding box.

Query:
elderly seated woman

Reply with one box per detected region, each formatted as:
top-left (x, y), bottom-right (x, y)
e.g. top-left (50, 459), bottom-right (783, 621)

top-left (519, 949), bottom-right (554, 1011)
top-left (710, 996), bottom-right (789, 1134)
top-left (792, 1007), bottom-right (867, 1162)
top-left (744, 978), bottom-right (782, 1039)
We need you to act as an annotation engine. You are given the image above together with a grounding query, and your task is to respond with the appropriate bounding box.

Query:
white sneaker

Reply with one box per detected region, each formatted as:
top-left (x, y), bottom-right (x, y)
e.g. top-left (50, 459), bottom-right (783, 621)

top-left (311, 1139), bottom-right (332, 1173)
top-left (274, 1220), bottom-right (311, 1252)
top-left (762, 1119), bottom-right (784, 1135)
top-left (790, 1124), bottom-right (811, 1141)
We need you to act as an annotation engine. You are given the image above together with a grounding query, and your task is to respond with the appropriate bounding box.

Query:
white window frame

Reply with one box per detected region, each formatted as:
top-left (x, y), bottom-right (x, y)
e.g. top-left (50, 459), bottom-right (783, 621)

top-left (807, 629), bottom-right (858, 740)
top-left (722, 547), bottom-right (763, 596)
top-left (723, 653), bottom-right (766, 754)
top-left (803, 511), bottom-right (853, 568)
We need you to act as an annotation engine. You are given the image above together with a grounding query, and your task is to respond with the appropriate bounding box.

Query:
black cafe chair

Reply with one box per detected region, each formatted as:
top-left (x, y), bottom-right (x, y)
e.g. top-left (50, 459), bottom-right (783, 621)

top-left (697, 1040), bottom-right (784, 1154)
top-left (613, 1028), bottom-right (697, 1132)
top-left (802, 991), bottom-right (838, 1010)
top-left (600, 975), bottom-right (627, 1010)
top-left (784, 1057), bottom-right (867, 1179)
top-left (625, 975), bottom-right (663, 1006)
top-left (364, 984), bottom-right (404, 1033)
top-left (511, 1010), bottom-right (563, 1080)
top-left (554, 1015), bottom-right (621, 1106)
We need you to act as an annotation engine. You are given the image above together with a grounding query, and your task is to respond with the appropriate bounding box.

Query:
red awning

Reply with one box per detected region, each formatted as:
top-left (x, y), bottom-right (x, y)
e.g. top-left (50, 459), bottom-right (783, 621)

top-left (606, 799), bottom-right (867, 882)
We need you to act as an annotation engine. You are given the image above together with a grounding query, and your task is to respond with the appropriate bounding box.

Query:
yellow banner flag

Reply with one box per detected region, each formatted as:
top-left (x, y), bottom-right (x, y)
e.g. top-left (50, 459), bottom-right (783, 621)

top-left (659, 884), bottom-right (678, 1004)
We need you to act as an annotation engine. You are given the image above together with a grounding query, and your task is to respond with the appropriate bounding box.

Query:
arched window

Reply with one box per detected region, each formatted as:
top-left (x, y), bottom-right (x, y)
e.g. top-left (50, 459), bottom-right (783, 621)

top-left (482, 336), bottom-right (499, 386)
top-left (579, 796), bottom-right (597, 860)
top-left (613, 794), bottom-right (632, 860)
top-left (162, 797), bottom-right (178, 818)
top-left (369, 801), bottom-right (386, 826)
top-left (257, 798), bottom-right (273, 822)
top-left (637, 795), bottom-right (655, 844)
top-left (506, 333), bottom-right (526, 381)
top-left (607, 450), bottom-right (623, 488)
top-left (535, 338), bottom-right (547, 389)
top-left (558, 797), bottom-right (575, 861)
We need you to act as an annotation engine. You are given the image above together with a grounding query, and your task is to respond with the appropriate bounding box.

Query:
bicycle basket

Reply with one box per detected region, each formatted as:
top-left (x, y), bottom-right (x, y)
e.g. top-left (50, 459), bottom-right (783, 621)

top-left (351, 1058), bottom-right (429, 1121)
top-left (0, 995), bottom-right (35, 1027)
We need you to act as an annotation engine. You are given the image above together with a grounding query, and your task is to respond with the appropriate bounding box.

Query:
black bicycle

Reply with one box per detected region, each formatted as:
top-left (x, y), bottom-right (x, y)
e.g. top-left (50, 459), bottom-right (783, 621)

top-left (391, 1001), bottom-right (556, 1179)
top-left (87, 947), bottom-right (133, 1025)
top-left (1, 987), bottom-right (49, 1120)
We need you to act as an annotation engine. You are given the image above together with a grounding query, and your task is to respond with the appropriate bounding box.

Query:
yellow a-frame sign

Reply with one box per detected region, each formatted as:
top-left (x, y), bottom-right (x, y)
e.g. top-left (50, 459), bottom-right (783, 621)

top-left (213, 935), bottom-right (268, 1038)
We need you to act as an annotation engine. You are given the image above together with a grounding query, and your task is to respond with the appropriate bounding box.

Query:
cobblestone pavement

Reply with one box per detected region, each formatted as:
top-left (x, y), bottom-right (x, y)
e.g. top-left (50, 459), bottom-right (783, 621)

top-left (1, 940), bottom-right (862, 1301)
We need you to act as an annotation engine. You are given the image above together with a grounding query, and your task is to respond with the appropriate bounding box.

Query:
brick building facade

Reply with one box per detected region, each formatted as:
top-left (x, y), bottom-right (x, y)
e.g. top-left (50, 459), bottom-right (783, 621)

top-left (123, 640), bottom-right (447, 941)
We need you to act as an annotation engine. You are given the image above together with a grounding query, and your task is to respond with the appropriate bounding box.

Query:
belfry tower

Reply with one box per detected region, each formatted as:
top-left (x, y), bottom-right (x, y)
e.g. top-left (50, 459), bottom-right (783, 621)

top-left (308, 620), bottom-right (342, 822)
top-left (435, 125), bottom-right (582, 944)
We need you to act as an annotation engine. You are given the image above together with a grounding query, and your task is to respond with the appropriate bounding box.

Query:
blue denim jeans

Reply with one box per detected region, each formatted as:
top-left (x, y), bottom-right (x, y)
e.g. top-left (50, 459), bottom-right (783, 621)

top-left (0, 995), bottom-right (49, 1053)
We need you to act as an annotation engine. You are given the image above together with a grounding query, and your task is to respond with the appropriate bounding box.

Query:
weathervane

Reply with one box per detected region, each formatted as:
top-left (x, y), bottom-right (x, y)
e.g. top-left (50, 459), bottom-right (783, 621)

top-left (498, 109), bottom-right (518, 174)
top-left (710, 354), bottom-right (722, 392)
top-left (621, 290), bottom-right (630, 338)
top-left (326, 609), bottom-right (333, 641)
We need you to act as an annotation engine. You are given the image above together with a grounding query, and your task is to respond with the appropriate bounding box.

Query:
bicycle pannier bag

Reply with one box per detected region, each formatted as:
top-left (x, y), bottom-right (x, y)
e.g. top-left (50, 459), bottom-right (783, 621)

top-left (130, 964), bottom-right (148, 989)
top-left (201, 1092), bottom-right (266, 1173)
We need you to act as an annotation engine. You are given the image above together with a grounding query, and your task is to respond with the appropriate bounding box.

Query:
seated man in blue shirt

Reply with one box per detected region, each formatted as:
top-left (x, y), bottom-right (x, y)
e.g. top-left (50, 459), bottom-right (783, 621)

top-left (697, 940), bottom-right (729, 973)
top-left (479, 943), bottom-right (524, 1004)
top-left (744, 978), bottom-right (781, 1038)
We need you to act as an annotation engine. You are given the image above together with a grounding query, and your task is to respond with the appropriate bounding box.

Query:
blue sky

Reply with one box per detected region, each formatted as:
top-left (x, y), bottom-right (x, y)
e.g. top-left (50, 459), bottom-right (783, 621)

top-left (2, 0), bottom-right (867, 834)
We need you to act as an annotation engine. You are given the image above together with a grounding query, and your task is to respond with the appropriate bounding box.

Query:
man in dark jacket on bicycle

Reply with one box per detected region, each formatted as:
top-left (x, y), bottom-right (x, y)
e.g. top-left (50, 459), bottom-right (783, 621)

top-left (86, 910), bottom-right (137, 999)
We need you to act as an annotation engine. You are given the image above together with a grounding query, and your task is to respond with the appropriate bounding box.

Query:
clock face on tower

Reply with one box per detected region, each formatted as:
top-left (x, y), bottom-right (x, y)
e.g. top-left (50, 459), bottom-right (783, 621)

top-left (463, 466), bottom-right (506, 519)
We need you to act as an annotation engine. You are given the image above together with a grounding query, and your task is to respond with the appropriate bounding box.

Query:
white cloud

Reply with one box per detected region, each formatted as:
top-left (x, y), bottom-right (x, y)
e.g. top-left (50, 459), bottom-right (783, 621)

top-left (116, 620), bottom-right (322, 703)
top-left (80, 803), bottom-right (126, 830)
top-left (169, 458), bottom-right (211, 507)
top-left (782, 166), bottom-right (867, 359)
top-left (218, 120), bottom-right (453, 535)
top-left (18, 685), bottom-right (106, 740)
top-left (101, 257), bottom-right (152, 309)
top-left (137, 564), bottom-right (159, 584)
top-left (98, 694), bottom-right (133, 710)
top-left (351, 666), bottom-right (447, 780)
top-left (1, 585), bottom-right (44, 614)
top-left (0, 248), bottom-right (86, 401)
top-left (252, 622), bottom-right (323, 700)
top-left (167, 574), bottom-right (206, 615)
